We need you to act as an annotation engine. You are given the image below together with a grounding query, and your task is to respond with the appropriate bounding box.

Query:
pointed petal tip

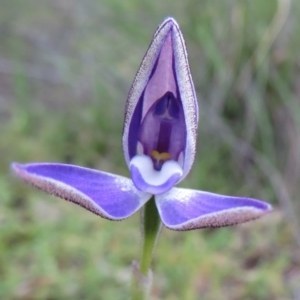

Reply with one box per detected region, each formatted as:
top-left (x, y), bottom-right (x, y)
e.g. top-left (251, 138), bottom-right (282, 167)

top-left (11, 161), bottom-right (19, 169)
top-left (264, 202), bottom-right (273, 212)
top-left (162, 16), bottom-right (178, 27)
top-left (11, 162), bottom-right (26, 176)
top-left (154, 17), bottom-right (180, 39)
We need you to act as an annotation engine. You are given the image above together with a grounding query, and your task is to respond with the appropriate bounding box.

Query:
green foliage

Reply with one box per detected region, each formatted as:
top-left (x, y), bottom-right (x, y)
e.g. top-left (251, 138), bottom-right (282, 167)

top-left (1, 0), bottom-right (300, 299)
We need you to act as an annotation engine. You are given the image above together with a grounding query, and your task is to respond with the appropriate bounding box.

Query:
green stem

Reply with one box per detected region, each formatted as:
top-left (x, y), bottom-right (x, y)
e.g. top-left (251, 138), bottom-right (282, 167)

top-left (140, 197), bottom-right (161, 274)
top-left (131, 197), bottom-right (161, 300)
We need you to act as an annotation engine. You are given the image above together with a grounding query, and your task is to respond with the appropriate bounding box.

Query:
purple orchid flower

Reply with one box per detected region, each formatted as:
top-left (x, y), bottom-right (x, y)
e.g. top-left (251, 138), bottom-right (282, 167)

top-left (12, 18), bottom-right (272, 230)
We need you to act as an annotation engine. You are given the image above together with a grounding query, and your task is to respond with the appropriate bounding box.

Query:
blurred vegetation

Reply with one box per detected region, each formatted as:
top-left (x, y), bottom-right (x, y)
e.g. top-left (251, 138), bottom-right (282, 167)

top-left (1, 0), bottom-right (300, 299)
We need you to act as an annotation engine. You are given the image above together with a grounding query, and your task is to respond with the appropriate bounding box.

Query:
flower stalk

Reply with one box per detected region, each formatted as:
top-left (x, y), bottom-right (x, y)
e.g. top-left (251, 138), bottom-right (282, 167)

top-left (131, 197), bottom-right (161, 299)
top-left (140, 197), bottom-right (161, 274)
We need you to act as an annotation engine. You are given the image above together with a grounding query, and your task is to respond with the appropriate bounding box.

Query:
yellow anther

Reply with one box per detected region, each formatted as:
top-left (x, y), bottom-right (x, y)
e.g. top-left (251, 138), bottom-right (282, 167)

top-left (150, 150), bottom-right (172, 161)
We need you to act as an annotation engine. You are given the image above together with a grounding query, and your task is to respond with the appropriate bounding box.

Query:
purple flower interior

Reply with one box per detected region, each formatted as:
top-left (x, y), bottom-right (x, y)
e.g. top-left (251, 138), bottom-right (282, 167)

top-left (138, 92), bottom-right (186, 170)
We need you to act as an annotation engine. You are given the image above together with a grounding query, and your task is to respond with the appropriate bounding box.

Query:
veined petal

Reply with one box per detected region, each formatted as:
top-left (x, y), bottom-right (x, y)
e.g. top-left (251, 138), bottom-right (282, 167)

top-left (12, 163), bottom-right (152, 220)
top-left (123, 17), bottom-right (198, 181)
top-left (155, 187), bottom-right (272, 230)
top-left (130, 155), bottom-right (182, 194)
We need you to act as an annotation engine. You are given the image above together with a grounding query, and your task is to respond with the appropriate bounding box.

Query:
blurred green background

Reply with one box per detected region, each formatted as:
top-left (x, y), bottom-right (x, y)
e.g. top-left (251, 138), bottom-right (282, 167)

top-left (1, 0), bottom-right (300, 299)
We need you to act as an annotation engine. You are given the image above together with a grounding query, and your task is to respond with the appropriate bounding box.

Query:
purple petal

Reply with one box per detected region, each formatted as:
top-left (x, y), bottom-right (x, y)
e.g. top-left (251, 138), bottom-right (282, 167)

top-left (155, 187), bottom-right (272, 230)
top-left (12, 163), bottom-right (151, 220)
top-left (130, 155), bottom-right (182, 194)
top-left (122, 17), bottom-right (198, 181)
